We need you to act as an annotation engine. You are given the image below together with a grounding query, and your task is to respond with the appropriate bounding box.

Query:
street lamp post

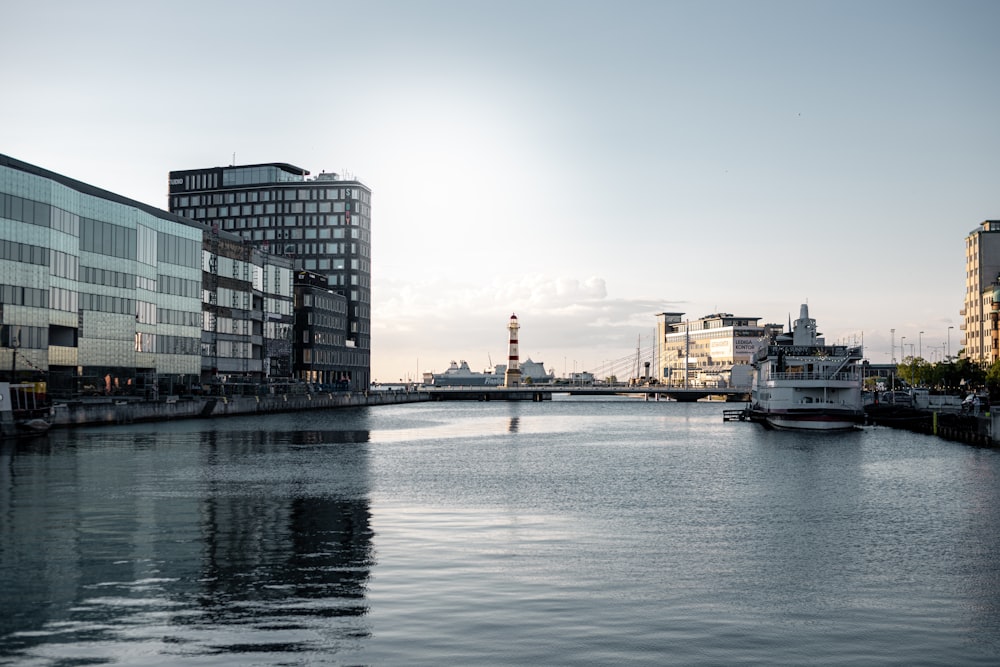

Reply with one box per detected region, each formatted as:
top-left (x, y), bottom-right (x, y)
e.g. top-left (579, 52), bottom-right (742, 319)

top-left (891, 328), bottom-right (896, 363)
top-left (919, 331), bottom-right (924, 360)
top-left (948, 326), bottom-right (954, 360)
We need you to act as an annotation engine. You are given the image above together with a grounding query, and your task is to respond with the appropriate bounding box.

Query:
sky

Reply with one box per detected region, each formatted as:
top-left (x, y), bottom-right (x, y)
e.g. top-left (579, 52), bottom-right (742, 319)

top-left (2, 0), bottom-right (998, 381)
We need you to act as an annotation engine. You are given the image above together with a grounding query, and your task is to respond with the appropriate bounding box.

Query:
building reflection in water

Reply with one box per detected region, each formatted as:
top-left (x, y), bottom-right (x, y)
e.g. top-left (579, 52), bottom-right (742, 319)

top-left (0, 425), bottom-right (375, 662)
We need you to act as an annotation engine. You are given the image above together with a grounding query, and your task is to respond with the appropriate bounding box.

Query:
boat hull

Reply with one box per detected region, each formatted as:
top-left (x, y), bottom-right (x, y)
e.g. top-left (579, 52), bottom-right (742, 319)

top-left (750, 408), bottom-right (863, 432)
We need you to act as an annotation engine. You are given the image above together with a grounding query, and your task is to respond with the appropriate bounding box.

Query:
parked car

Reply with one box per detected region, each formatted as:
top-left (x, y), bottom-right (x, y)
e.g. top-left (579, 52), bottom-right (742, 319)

top-left (880, 391), bottom-right (912, 406)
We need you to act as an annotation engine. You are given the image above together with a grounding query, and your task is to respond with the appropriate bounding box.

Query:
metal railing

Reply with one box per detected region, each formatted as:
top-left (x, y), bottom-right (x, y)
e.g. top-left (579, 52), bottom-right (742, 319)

top-left (766, 371), bottom-right (859, 382)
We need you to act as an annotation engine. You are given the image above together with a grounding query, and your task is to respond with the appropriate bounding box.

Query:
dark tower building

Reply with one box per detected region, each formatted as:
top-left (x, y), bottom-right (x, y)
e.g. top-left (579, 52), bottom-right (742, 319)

top-left (168, 163), bottom-right (371, 389)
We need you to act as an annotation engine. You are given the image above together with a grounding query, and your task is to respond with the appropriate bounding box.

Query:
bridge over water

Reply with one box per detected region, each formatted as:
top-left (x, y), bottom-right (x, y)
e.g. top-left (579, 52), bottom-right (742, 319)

top-left (421, 386), bottom-right (751, 402)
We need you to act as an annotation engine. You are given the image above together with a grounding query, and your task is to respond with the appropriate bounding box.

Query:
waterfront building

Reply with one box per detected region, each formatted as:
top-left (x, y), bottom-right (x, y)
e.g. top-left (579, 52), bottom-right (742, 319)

top-left (293, 270), bottom-right (350, 388)
top-left (0, 153), bottom-right (204, 397)
top-left (168, 163), bottom-right (371, 389)
top-left (962, 220), bottom-right (1000, 364)
top-left (201, 226), bottom-right (294, 392)
top-left (655, 311), bottom-right (775, 387)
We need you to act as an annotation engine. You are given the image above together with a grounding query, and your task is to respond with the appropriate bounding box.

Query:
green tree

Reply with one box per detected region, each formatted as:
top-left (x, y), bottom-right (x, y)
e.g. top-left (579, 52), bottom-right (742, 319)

top-left (985, 360), bottom-right (1000, 398)
top-left (896, 356), bottom-right (933, 387)
top-left (952, 357), bottom-right (986, 393)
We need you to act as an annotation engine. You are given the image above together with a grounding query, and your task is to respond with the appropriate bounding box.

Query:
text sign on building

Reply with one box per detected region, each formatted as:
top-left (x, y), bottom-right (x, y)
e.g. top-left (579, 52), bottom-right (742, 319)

top-left (710, 339), bottom-right (733, 359)
top-left (734, 337), bottom-right (760, 361)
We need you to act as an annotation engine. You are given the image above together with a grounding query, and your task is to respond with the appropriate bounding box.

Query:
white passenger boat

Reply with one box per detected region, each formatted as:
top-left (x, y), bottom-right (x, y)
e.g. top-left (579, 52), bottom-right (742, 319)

top-left (748, 304), bottom-right (864, 431)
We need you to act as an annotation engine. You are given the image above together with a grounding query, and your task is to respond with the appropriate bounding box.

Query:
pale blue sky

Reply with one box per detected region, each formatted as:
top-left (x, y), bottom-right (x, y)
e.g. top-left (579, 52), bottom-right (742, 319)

top-left (3, 1), bottom-right (997, 380)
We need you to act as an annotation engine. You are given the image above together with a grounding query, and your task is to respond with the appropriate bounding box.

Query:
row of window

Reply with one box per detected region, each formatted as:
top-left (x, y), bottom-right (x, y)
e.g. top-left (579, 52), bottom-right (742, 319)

top-left (0, 324), bottom-right (46, 349)
top-left (0, 285), bottom-right (47, 308)
top-left (175, 185), bottom-right (367, 206)
top-left (79, 217), bottom-right (137, 261)
top-left (3, 194), bottom-right (200, 271)
top-left (301, 311), bottom-right (346, 329)
top-left (4, 241), bottom-right (199, 292)
top-left (0, 238), bottom-right (47, 266)
top-left (302, 330), bottom-right (346, 346)
top-left (192, 212), bottom-right (368, 232)
top-left (159, 275), bottom-right (200, 299)
top-left (299, 293), bottom-right (347, 313)
top-left (204, 316), bottom-right (252, 336)
top-left (299, 348), bottom-right (356, 366)
top-left (204, 287), bottom-right (251, 310)
top-left (79, 292), bottom-right (136, 316)
top-left (157, 334), bottom-right (200, 355)
top-left (265, 241), bottom-right (367, 259)
top-left (81, 265), bottom-right (132, 289)
top-left (202, 340), bottom-right (252, 360)
top-left (183, 200), bottom-right (360, 217)
top-left (159, 308), bottom-right (201, 327)
top-left (1, 192), bottom-right (79, 235)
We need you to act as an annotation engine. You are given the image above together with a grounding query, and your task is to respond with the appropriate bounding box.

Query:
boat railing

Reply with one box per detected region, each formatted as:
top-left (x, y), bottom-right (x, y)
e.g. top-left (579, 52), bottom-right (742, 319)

top-left (755, 345), bottom-right (863, 361)
top-left (767, 371), bottom-right (859, 382)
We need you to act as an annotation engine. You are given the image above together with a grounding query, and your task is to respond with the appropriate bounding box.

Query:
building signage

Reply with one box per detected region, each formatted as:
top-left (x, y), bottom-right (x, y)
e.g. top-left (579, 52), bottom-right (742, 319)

top-left (734, 337), bottom-right (760, 361)
top-left (710, 338), bottom-right (733, 359)
top-left (168, 178), bottom-right (183, 185)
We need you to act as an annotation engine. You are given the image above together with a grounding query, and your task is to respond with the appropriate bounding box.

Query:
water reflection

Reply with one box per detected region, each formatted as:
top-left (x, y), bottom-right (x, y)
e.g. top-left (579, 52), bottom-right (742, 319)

top-left (0, 425), bottom-right (375, 663)
top-left (5, 404), bottom-right (1000, 665)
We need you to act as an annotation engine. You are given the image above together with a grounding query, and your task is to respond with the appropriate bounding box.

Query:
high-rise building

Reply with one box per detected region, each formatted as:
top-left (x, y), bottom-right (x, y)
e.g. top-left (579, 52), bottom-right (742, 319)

top-left (962, 220), bottom-right (1000, 364)
top-left (168, 163), bottom-right (372, 388)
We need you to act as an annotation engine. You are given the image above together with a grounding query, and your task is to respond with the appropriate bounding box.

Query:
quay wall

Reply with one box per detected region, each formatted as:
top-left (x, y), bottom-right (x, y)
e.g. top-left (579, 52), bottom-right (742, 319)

top-left (50, 390), bottom-right (428, 428)
top-left (867, 405), bottom-right (997, 447)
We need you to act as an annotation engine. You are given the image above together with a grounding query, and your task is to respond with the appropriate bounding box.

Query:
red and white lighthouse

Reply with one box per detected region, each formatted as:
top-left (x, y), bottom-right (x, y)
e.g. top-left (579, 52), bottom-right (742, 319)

top-left (504, 313), bottom-right (522, 387)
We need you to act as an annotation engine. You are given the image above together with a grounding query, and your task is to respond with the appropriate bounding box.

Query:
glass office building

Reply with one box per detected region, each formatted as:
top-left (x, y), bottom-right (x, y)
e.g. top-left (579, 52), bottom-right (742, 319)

top-left (168, 163), bottom-right (371, 389)
top-left (0, 154), bottom-right (204, 397)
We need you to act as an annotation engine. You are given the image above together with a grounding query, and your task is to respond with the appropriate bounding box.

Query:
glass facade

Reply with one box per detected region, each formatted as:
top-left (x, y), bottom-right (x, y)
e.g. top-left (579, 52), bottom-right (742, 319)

top-left (198, 229), bottom-right (295, 391)
top-left (168, 163), bottom-right (371, 390)
top-left (0, 154), bottom-right (204, 398)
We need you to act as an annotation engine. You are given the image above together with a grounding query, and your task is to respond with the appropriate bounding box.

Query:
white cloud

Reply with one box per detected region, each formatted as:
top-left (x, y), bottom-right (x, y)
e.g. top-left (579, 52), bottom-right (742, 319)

top-left (372, 273), bottom-right (673, 380)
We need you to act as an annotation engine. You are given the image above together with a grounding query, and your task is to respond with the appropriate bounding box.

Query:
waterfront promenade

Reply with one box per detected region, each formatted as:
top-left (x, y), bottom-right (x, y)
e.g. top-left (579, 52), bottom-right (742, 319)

top-left (48, 388), bottom-right (429, 428)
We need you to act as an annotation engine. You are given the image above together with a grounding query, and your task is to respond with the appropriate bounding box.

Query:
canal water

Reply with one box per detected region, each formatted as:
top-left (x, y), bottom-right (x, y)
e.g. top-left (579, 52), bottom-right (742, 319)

top-left (2, 397), bottom-right (1000, 666)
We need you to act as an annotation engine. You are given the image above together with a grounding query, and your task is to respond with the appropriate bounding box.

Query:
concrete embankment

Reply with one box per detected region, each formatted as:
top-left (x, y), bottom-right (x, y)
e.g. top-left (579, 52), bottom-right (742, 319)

top-left (50, 390), bottom-right (429, 428)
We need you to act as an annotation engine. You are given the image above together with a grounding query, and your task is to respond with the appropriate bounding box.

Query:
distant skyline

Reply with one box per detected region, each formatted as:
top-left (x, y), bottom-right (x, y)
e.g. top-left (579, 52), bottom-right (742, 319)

top-left (3, 0), bottom-right (997, 380)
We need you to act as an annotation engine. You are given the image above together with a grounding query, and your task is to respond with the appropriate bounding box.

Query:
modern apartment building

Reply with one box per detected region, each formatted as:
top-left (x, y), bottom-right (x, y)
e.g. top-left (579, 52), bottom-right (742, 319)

top-left (168, 163), bottom-right (371, 389)
top-left (962, 220), bottom-right (1000, 364)
top-left (0, 153), bottom-right (204, 397)
top-left (201, 227), bottom-right (294, 392)
top-left (293, 270), bottom-right (349, 388)
top-left (655, 312), bottom-right (775, 387)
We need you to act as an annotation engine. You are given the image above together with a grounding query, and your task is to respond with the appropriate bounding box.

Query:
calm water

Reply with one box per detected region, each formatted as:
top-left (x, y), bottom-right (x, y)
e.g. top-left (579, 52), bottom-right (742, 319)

top-left (2, 397), bottom-right (1000, 666)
